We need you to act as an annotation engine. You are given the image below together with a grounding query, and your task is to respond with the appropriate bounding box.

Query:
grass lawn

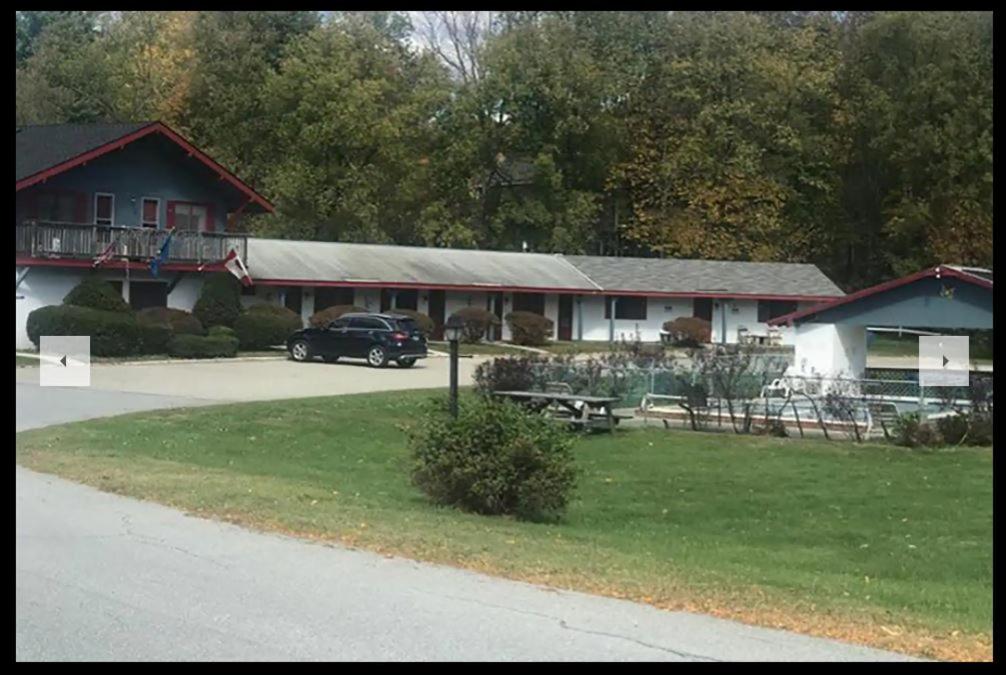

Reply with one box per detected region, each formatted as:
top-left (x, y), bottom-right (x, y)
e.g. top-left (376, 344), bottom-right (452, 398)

top-left (869, 333), bottom-right (993, 365)
top-left (15, 389), bottom-right (991, 661)
top-left (16, 355), bottom-right (39, 367)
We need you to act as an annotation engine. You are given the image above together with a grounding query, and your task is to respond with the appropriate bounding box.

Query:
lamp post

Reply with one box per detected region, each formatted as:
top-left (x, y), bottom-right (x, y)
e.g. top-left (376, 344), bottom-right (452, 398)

top-left (443, 315), bottom-right (465, 418)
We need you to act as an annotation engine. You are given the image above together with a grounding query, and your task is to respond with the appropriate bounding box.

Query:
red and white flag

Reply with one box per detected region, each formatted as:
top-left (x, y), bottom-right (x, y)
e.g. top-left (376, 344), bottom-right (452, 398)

top-left (222, 248), bottom-right (253, 287)
top-left (93, 239), bottom-right (118, 267)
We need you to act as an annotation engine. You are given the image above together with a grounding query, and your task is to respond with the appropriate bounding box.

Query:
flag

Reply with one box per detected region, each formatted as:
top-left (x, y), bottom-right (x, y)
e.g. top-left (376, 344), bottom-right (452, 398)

top-left (149, 229), bottom-right (175, 278)
top-left (91, 233), bottom-right (120, 267)
top-left (222, 248), bottom-right (253, 287)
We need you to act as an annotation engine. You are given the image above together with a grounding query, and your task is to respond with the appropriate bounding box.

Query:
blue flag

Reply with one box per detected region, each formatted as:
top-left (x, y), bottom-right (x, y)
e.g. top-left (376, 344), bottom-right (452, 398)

top-left (149, 229), bottom-right (174, 278)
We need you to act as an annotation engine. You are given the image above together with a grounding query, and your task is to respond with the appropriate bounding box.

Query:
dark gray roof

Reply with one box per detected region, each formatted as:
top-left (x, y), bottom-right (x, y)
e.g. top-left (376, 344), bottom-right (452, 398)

top-left (563, 255), bottom-right (845, 298)
top-left (16, 122), bottom-right (153, 182)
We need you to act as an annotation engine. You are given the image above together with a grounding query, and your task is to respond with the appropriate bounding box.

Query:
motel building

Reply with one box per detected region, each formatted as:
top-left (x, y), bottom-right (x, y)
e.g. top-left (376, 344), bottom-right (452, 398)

top-left (17, 121), bottom-right (847, 366)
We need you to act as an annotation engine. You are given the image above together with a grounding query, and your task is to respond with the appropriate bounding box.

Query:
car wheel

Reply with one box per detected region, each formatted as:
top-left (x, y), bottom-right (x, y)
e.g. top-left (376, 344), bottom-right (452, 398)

top-left (367, 345), bottom-right (388, 368)
top-left (397, 357), bottom-right (416, 368)
top-left (290, 340), bottom-right (312, 362)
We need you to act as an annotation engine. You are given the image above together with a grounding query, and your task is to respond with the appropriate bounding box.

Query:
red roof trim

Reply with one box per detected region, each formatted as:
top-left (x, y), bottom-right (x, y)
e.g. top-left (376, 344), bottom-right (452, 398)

top-left (15, 122), bottom-right (274, 213)
top-left (768, 266), bottom-right (994, 327)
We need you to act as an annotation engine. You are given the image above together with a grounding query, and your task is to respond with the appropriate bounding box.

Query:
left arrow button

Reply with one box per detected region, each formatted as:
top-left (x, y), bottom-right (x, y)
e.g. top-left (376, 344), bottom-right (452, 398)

top-left (59, 355), bottom-right (67, 367)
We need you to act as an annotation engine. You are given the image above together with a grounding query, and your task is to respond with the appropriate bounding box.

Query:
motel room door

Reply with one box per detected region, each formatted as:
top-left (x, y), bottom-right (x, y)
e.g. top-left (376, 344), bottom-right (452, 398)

top-left (558, 295), bottom-right (573, 341)
top-left (487, 292), bottom-right (504, 341)
top-left (428, 290), bottom-right (445, 340)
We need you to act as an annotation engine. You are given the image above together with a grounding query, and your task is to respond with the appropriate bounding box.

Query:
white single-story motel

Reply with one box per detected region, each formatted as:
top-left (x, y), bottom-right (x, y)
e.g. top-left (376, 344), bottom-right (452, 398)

top-left (16, 122), bottom-right (993, 377)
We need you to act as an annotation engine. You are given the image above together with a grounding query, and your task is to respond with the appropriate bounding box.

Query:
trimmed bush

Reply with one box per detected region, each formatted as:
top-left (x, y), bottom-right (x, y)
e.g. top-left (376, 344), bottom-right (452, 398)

top-left (208, 325), bottom-right (236, 338)
top-left (137, 307), bottom-right (205, 336)
top-left (388, 308), bottom-right (435, 336)
top-left (450, 306), bottom-right (501, 343)
top-left (137, 322), bottom-right (172, 354)
top-left (936, 412), bottom-right (993, 446)
top-left (167, 333), bottom-right (239, 359)
top-left (308, 305), bottom-right (367, 328)
top-left (234, 304), bottom-right (303, 350)
top-left (473, 354), bottom-right (550, 395)
top-left (505, 311), bottom-right (554, 346)
top-left (26, 305), bottom-right (145, 357)
top-left (662, 317), bottom-right (712, 347)
top-left (192, 273), bottom-right (243, 329)
top-left (891, 412), bottom-right (943, 448)
top-left (63, 276), bottom-right (131, 314)
top-left (409, 396), bottom-right (577, 522)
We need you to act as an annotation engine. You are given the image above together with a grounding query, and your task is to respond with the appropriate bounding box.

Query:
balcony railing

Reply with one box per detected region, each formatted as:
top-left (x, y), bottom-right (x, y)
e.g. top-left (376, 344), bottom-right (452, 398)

top-left (16, 221), bottom-right (249, 266)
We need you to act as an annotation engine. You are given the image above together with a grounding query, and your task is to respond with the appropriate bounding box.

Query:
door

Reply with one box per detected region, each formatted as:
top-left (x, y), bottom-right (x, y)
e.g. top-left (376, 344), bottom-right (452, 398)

top-left (318, 317), bottom-right (351, 357)
top-left (380, 289), bottom-right (393, 313)
top-left (347, 316), bottom-right (385, 357)
top-left (693, 298), bottom-right (713, 322)
top-left (284, 287), bottom-right (303, 317)
top-left (428, 290), bottom-right (445, 339)
top-left (558, 295), bottom-right (573, 341)
top-left (487, 292), bottom-right (503, 341)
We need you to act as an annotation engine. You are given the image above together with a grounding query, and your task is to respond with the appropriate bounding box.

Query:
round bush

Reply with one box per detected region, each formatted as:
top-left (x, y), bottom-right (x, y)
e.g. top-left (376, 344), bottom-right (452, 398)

top-left (308, 305), bottom-right (368, 328)
top-left (26, 305), bottom-right (145, 357)
top-left (63, 276), bottom-right (131, 313)
top-left (504, 311), bottom-right (554, 346)
top-left (167, 334), bottom-right (239, 359)
top-left (192, 273), bottom-right (243, 329)
top-left (473, 354), bottom-right (550, 395)
top-left (662, 317), bottom-right (712, 347)
top-left (409, 396), bottom-right (577, 522)
top-left (208, 325), bottom-right (237, 338)
top-left (389, 309), bottom-right (435, 335)
top-left (137, 307), bottom-right (205, 336)
top-left (450, 307), bottom-right (501, 343)
top-left (234, 304), bottom-right (303, 350)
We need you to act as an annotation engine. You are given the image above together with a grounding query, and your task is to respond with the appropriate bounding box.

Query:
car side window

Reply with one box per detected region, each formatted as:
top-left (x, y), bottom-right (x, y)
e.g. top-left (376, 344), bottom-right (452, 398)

top-left (327, 318), bottom-right (349, 330)
top-left (348, 317), bottom-right (383, 330)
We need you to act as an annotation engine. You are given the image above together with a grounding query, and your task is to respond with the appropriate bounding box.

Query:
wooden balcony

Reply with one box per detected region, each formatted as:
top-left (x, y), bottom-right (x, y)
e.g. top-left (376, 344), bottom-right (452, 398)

top-left (16, 221), bottom-right (249, 266)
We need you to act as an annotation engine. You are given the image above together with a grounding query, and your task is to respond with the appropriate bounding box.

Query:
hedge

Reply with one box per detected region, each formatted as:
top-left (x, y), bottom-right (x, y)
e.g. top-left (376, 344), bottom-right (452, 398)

top-left (388, 308), bottom-right (435, 335)
top-left (26, 305), bottom-right (152, 357)
top-left (505, 311), bottom-right (554, 346)
top-left (167, 334), bottom-right (240, 359)
top-left (63, 276), bottom-right (131, 314)
top-left (449, 306), bottom-right (501, 343)
top-left (137, 307), bottom-right (205, 336)
top-left (309, 305), bottom-right (368, 328)
top-left (192, 273), bottom-right (243, 328)
top-left (234, 304), bottom-right (303, 350)
top-left (662, 317), bottom-right (712, 347)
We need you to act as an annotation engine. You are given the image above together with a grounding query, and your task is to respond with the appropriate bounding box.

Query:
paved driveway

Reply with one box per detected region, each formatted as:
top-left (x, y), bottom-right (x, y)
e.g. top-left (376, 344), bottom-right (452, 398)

top-left (15, 358), bottom-right (917, 662)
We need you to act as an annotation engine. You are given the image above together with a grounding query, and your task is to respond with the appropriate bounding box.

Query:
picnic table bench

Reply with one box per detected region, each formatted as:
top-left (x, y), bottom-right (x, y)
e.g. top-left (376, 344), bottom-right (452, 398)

top-left (491, 390), bottom-right (629, 431)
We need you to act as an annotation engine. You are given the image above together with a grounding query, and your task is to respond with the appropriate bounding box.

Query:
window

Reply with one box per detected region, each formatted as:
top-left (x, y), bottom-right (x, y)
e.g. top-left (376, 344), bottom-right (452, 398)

top-left (393, 289), bottom-right (418, 311)
top-left (129, 282), bottom-right (168, 311)
top-left (168, 201), bottom-right (211, 231)
top-left (328, 318), bottom-right (350, 330)
top-left (315, 287), bottom-right (355, 311)
top-left (604, 295), bottom-right (647, 320)
top-left (32, 190), bottom-right (84, 223)
top-left (349, 317), bottom-right (388, 330)
top-left (512, 292), bottom-right (546, 315)
top-left (757, 299), bottom-right (799, 322)
top-left (241, 285), bottom-right (257, 297)
top-left (693, 298), bottom-right (713, 321)
top-left (94, 193), bottom-right (114, 226)
top-left (141, 198), bottom-right (160, 228)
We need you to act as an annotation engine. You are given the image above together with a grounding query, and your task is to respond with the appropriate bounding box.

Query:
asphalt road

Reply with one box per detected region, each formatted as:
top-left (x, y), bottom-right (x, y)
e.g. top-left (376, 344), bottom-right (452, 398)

top-left (16, 369), bottom-right (918, 662)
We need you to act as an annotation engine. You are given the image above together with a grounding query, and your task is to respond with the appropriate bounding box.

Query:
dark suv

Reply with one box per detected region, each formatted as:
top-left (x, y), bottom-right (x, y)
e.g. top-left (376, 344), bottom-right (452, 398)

top-left (287, 312), bottom-right (428, 368)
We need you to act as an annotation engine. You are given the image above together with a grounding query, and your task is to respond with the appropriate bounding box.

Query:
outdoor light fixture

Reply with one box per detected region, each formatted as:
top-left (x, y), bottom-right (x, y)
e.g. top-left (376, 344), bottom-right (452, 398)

top-left (444, 315), bottom-right (465, 418)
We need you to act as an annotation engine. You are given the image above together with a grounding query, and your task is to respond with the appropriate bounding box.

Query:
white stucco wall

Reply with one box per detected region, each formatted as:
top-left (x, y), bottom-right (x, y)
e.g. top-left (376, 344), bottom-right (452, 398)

top-left (16, 268), bottom-right (86, 350)
top-left (789, 322), bottom-right (867, 378)
top-left (576, 295), bottom-right (694, 342)
top-left (166, 276), bottom-right (203, 312)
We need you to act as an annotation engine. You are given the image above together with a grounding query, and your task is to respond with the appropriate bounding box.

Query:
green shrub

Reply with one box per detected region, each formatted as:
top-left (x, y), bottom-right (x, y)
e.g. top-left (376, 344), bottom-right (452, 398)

top-left (192, 273), bottom-right (243, 328)
top-left (63, 276), bottom-right (131, 313)
top-left (26, 305), bottom-right (145, 357)
top-left (450, 306), bottom-right (501, 343)
top-left (662, 317), bottom-right (711, 347)
top-left (505, 311), bottom-right (554, 346)
top-left (891, 412), bottom-right (943, 448)
top-left (167, 333), bottom-right (239, 359)
top-left (473, 355), bottom-right (550, 395)
top-left (137, 322), bottom-right (172, 354)
top-left (389, 309), bottom-right (435, 335)
top-left (308, 305), bottom-right (367, 328)
top-left (137, 307), bottom-right (204, 336)
top-left (208, 325), bottom-right (236, 338)
top-left (234, 304), bottom-right (303, 350)
top-left (409, 396), bottom-right (577, 522)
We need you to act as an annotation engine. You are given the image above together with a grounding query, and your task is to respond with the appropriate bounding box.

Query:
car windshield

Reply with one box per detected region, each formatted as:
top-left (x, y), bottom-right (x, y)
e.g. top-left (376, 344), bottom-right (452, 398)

top-left (393, 318), bottom-right (418, 333)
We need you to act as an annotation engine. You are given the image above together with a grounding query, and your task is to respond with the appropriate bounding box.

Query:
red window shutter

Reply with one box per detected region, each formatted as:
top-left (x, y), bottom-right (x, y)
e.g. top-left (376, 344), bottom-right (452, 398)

top-left (205, 204), bottom-right (215, 233)
top-left (75, 193), bottom-right (87, 224)
top-left (166, 202), bottom-right (176, 229)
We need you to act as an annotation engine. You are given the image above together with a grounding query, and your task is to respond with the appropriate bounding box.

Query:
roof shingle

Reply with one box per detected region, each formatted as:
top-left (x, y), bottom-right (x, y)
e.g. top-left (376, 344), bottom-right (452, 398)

top-left (16, 122), bottom-right (154, 182)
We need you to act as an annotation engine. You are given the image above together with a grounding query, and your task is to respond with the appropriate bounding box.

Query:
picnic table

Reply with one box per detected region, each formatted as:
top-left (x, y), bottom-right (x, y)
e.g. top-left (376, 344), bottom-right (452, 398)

top-left (491, 390), bottom-right (627, 431)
